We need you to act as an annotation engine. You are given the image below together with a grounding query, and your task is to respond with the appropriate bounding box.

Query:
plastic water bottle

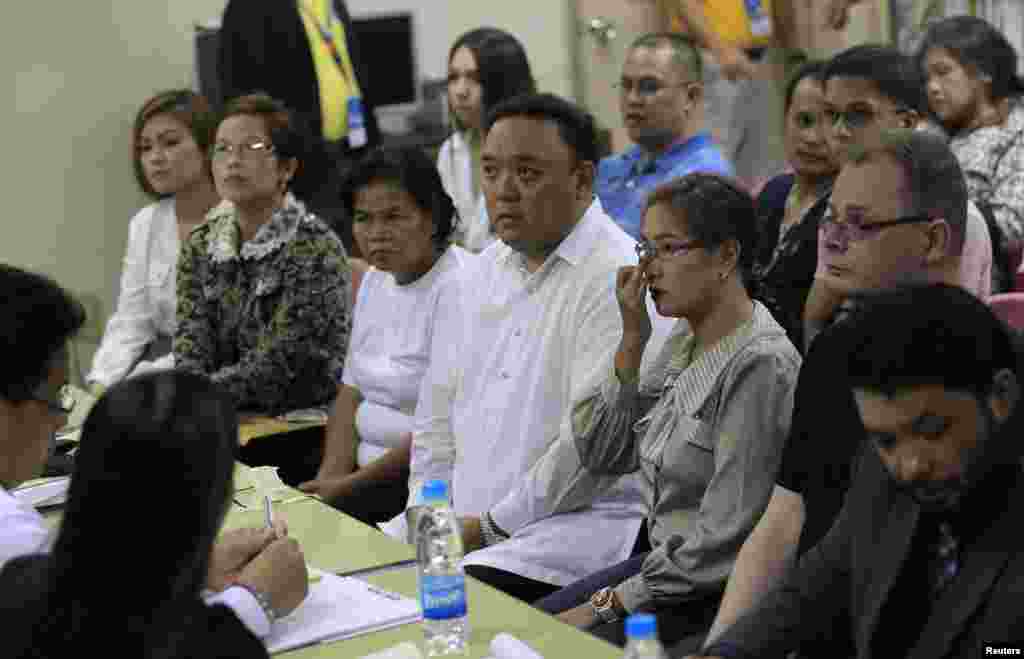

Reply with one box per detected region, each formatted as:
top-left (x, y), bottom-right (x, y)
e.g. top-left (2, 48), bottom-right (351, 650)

top-left (623, 614), bottom-right (667, 659)
top-left (416, 480), bottom-right (469, 655)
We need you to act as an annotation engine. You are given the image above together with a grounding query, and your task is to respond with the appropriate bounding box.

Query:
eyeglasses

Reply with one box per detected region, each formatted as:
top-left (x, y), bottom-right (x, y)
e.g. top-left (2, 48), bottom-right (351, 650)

top-left (820, 212), bottom-right (933, 243)
top-left (823, 106), bottom-right (910, 131)
top-left (635, 239), bottom-right (703, 261)
top-left (209, 140), bottom-right (275, 161)
top-left (614, 77), bottom-right (693, 99)
top-left (32, 384), bottom-right (75, 416)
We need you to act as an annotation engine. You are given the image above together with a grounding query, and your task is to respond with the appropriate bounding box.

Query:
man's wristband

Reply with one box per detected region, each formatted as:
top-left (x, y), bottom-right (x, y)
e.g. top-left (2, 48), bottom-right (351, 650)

top-left (232, 581), bottom-right (282, 623)
top-left (480, 511), bottom-right (510, 547)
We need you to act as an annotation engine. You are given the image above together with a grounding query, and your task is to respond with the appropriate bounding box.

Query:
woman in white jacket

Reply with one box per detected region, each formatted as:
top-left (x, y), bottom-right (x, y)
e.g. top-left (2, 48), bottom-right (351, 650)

top-left (87, 90), bottom-right (219, 392)
top-left (438, 28), bottom-right (534, 252)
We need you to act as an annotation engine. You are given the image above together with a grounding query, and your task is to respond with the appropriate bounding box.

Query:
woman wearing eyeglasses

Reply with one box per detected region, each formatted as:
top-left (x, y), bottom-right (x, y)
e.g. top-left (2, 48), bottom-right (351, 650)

top-left (532, 173), bottom-right (800, 647)
top-left (175, 93), bottom-right (352, 417)
top-left (87, 90), bottom-right (219, 393)
top-left (753, 61), bottom-right (837, 351)
top-left (918, 15), bottom-right (1024, 292)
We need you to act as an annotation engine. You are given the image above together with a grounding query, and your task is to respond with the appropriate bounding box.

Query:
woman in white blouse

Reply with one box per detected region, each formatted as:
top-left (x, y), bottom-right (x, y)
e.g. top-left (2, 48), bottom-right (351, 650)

top-left (438, 28), bottom-right (534, 253)
top-left (299, 147), bottom-right (471, 524)
top-left (87, 90), bottom-right (219, 391)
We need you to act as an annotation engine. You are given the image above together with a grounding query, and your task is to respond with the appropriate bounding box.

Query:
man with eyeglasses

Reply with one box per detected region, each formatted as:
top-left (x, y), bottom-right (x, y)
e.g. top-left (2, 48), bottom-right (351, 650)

top-left (596, 32), bottom-right (732, 240)
top-left (0, 264), bottom-right (308, 640)
top-left (680, 132), bottom-right (974, 658)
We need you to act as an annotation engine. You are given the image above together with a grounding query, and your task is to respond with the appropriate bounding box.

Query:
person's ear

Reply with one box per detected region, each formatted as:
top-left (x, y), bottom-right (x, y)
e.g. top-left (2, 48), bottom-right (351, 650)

top-left (574, 160), bottom-right (596, 201)
top-left (717, 238), bottom-right (741, 275)
top-left (902, 109), bottom-right (921, 130)
top-left (921, 218), bottom-right (951, 264)
top-left (685, 82), bottom-right (703, 107)
top-left (988, 368), bottom-right (1020, 425)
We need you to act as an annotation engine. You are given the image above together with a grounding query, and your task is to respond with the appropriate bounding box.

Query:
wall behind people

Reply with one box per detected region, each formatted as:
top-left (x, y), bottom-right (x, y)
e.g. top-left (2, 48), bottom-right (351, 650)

top-left (1, 0), bottom-right (230, 382)
top-left (0, 0), bottom-right (573, 384)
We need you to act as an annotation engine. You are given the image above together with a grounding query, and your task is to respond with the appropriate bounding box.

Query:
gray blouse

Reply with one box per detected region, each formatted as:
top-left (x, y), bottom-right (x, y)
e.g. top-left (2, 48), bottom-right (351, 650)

top-left (571, 301), bottom-right (800, 612)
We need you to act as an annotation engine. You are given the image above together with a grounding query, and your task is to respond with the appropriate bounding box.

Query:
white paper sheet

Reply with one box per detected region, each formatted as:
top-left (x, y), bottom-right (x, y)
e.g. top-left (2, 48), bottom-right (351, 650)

top-left (266, 571), bottom-right (421, 654)
top-left (12, 476), bottom-right (70, 508)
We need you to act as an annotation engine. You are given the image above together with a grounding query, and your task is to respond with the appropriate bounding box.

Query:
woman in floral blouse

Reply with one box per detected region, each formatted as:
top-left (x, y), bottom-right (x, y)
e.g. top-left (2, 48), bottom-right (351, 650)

top-left (175, 93), bottom-right (352, 414)
top-left (919, 16), bottom-right (1024, 290)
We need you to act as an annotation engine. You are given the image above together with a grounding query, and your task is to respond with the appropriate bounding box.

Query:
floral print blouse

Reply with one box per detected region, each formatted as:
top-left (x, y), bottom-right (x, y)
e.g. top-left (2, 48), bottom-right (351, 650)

top-left (174, 193), bottom-right (352, 414)
top-left (950, 100), bottom-right (1024, 244)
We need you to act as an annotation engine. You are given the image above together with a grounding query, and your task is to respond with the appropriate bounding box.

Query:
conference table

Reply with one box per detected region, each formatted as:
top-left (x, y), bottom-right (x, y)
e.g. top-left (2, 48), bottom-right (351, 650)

top-left (227, 465), bottom-right (622, 658)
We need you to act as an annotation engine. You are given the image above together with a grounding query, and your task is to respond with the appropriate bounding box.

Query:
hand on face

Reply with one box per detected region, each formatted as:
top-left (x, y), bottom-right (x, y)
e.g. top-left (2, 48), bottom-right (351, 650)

top-left (616, 265), bottom-right (652, 345)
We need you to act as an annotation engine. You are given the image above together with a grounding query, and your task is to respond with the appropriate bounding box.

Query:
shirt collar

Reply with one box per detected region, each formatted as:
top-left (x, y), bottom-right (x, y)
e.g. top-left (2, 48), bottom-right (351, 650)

top-left (627, 133), bottom-right (714, 176)
top-left (206, 192), bottom-right (306, 264)
top-left (496, 197), bottom-right (608, 271)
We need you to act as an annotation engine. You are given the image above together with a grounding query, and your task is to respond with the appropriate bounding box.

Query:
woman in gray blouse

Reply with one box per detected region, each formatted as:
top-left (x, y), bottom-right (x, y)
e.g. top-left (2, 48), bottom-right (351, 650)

top-left (536, 173), bottom-right (801, 647)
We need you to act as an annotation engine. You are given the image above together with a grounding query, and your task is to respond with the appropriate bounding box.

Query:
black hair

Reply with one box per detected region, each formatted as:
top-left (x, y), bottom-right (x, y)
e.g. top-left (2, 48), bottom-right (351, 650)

top-left (644, 172), bottom-right (761, 295)
top-left (341, 147), bottom-right (457, 247)
top-left (783, 60), bottom-right (827, 113)
top-left (484, 93), bottom-right (599, 164)
top-left (838, 284), bottom-right (1017, 399)
top-left (448, 28), bottom-right (536, 132)
top-left (12, 371), bottom-right (238, 657)
top-left (0, 264), bottom-right (85, 402)
top-left (823, 45), bottom-right (929, 114)
top-left (629, 32), bottom-right (703, 82)
top-left (917, 15), bottom-right (1024, 102)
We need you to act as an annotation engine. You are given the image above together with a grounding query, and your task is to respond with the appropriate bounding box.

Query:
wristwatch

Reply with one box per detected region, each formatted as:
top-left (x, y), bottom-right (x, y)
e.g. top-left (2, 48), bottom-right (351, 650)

top-left (589, 586), bottom-right (622, 624)
top-left (233, 581), bottom-right (282, 622)
top-left (480, 511), bottom-right (510, 547)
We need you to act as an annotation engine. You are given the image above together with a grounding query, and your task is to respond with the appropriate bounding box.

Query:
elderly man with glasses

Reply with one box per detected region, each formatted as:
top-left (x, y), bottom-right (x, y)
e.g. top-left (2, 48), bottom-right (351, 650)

top-left (596, 32), bottom-right (733, 241)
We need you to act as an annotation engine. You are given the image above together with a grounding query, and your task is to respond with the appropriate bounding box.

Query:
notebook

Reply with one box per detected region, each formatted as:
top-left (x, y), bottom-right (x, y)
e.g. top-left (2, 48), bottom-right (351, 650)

top-left (266, 570), bottom-right (421, 654)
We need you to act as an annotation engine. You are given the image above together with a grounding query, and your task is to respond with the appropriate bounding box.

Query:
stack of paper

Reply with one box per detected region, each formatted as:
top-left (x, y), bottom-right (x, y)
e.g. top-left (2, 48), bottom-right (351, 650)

top-left (266, 571), bottom-right (421, 654)
top-left (12, 476), bottom-right (71, 509)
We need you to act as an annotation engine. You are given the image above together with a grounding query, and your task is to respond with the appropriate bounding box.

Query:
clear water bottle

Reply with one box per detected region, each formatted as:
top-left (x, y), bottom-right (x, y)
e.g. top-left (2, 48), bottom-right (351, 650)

top-left (623, 614), bottom-right (667, 659)
top-left (416, 480), bottom-right (469, 655)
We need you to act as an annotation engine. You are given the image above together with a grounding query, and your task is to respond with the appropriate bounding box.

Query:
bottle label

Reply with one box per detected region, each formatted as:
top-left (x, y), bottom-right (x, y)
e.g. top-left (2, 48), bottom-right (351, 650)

top-left (420, 574), bottom-right (467, 620)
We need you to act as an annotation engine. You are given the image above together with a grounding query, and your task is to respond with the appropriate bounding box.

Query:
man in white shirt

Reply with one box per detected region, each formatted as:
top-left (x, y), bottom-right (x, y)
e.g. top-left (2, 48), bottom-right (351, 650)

top-left (0, 264), bottom-right (304, 638)
top-left (406, 93), bottom-right (671, 601)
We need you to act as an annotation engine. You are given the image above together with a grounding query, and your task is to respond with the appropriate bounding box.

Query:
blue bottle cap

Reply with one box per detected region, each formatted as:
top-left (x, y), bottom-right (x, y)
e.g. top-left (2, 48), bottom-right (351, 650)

top-left (421, 479), bottom-right (449, 503)
top-left (625, 613), bottom-right (657, 640)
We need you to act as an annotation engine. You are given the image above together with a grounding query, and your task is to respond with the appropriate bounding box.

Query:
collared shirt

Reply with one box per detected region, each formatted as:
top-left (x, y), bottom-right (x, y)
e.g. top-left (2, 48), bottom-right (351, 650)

top-left (596, 134), bottom-right (733, 240)
top-left (88, 199), bottom-right (178, 387)
top-left (0, 484), bottom-right (270, 637)
top-left (175, 193), bottom-right (352, 414)
top-left (409, 199), bottom-right (673, 586)
top-left (437, 130), bottom-right (492, 253)
top-left (490, 303), bottom-right (799, 611)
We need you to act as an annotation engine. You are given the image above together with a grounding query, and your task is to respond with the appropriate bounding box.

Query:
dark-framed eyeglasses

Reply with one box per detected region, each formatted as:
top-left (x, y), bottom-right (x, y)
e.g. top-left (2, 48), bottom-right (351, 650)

top-left (635, 239), bottom-right (703, 261)
top-left (209, 140), bottom-right (275, 161)
top-left (32, 384), bottom-right (75, 416)
top-left (614, 77), bottom-right (693, 99)
top-left (820, 212), bottom-right (933, 243)
top-left (823, 105), bottom-right (910, 131)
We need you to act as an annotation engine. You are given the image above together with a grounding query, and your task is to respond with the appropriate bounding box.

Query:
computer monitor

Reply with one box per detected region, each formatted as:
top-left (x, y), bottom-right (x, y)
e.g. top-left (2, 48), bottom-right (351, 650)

top-left (349, 12), bottom-right (418, 133)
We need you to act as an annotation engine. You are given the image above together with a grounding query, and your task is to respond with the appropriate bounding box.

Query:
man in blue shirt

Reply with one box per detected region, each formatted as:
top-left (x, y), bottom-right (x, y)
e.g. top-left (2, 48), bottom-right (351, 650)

top-left (597, 33), bottom-right (734, 240)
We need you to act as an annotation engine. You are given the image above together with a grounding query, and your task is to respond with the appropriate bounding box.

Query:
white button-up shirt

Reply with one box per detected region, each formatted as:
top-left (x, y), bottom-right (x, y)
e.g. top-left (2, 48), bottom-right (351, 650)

top-left (1, 482), bottom-right (269, 638)
top-left (88, 199), bottom-right (179, 387)
top-left (410, 199), bottom-right (672, 586)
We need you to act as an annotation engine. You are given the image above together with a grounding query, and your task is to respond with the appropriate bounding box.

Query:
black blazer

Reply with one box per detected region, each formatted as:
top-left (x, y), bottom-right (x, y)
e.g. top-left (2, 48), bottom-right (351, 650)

top-left (753, 174), bottom-right (830, 354)
top-left (217, 0), bottom-right (380, 152)
top-left (712, 449), bottom-right (1024, 658)
top-left (0, 554), bottom-right (269, 659)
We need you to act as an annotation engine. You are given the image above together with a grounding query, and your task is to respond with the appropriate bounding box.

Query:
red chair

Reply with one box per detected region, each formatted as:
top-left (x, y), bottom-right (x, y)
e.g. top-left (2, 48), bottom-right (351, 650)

top-left (988, 293), bottom-right (1024, 330)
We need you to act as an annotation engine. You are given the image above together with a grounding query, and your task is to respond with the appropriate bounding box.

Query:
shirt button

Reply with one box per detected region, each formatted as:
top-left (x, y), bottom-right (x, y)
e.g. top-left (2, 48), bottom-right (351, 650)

top-left (514, 329), bottom-right (522, 337)
top-left (501, 371), bottom-right (510, 379)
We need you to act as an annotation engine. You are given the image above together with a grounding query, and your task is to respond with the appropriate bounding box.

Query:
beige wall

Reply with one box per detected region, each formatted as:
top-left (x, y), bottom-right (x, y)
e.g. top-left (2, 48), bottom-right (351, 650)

top-left (1, 0), bottom-right (574, 383)
top-left (2, 1), bottom-right (227, 382)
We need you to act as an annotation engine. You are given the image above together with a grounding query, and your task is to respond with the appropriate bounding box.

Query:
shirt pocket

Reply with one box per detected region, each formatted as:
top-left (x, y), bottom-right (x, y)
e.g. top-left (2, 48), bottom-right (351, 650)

top-left (661, 415), bottom-right (716, 490)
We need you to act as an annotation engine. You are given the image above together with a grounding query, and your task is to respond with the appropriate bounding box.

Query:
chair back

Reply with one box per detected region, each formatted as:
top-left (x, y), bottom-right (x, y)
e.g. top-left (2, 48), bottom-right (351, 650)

top-left (988, 293), bottom-right (1024, 330)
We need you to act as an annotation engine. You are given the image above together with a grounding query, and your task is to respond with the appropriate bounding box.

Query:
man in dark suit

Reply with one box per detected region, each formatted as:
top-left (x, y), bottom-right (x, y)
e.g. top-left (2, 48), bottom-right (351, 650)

top-left (217, 0), bottom-right (380, 253)
top-left (694, 283), bottom-right (1024, 658)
